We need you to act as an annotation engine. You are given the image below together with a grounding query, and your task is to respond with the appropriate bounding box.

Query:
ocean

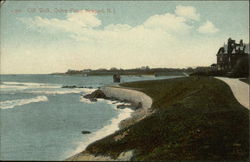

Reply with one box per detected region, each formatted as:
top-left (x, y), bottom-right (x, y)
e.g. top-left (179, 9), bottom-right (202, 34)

top-left (0, 74), bottom-right (179, 160)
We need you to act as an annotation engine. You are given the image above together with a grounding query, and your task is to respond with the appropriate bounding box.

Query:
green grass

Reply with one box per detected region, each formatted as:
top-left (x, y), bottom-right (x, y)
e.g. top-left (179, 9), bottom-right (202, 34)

top-left (85, 76), bottom-right (249, 161)
top-left (240, 78), bottom-right (249, 85)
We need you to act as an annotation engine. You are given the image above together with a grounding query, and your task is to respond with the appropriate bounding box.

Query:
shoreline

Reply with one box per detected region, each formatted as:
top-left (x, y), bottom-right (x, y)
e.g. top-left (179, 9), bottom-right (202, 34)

top-left (66, 86), bottom-right (153, 161)
top-left (66, 76), bottom-right (249, 161)
top-left (65, 99), bottom-right (134, 159)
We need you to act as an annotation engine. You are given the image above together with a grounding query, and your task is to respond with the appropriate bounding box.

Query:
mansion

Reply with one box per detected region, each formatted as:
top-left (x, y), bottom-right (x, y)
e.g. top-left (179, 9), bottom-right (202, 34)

top-left (216, 38), bottom-right (249, 72)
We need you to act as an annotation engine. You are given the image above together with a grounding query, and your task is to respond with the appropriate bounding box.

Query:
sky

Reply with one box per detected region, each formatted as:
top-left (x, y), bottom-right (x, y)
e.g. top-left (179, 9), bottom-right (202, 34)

top-left (0, 1), bottom-right (249, 74)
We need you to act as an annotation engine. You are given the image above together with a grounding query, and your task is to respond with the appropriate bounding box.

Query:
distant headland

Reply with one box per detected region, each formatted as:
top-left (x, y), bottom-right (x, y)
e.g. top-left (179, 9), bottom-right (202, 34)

top-left (51, 67), bottom-right (192, 76)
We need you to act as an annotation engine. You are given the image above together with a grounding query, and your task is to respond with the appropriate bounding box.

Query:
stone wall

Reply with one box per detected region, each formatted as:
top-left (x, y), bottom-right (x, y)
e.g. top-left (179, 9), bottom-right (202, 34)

top-left (100, 86), bottom-right (153, 109)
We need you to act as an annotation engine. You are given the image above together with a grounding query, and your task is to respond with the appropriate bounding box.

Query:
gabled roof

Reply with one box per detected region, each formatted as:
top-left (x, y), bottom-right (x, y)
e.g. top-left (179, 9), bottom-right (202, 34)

top-left (223, 43), bottom-right (249, 54)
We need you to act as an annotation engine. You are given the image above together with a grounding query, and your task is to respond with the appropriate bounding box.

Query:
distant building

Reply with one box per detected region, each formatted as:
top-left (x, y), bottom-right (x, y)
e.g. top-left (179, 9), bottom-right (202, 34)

top-left (216, 38), bottom-right (249, 72)
top-left (113, 74), bottom-right (121, 83)
top-left (140, 66), bottom-right (150, 70)
top-left (82, 69), bottom-right (92, 72)
top-left (210, 63), bottom-right (217, 70)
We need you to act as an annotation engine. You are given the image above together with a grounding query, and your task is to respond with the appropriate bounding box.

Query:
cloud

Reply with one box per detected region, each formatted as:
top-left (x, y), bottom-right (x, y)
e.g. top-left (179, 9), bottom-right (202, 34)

top-left (20, 10), bottom-right (101, 33)
top-left (143, 13), bottom-right (192, 34)
top-left (197, 20), bottom-right (219, 34)
top-left (14, 7), bottom-right (222, 74)
top-left (20, 9), bottom-right (194, 45)
top-left (104, 24), bottom-right (132, 31)
top-left (20, 9), bottom-right (193, 35)
top-left (175, 5), bottom-right (200, 21)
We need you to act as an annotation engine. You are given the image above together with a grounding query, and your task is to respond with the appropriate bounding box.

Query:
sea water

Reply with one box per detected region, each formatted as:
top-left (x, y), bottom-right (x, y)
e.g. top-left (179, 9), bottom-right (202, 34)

top-left (0, 74), bottom-right (179, 160)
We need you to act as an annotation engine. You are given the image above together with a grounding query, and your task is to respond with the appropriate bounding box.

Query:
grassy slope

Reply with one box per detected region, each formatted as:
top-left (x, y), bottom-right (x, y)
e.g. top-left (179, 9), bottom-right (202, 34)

top-left (85, 76), bottom-right (249, 161)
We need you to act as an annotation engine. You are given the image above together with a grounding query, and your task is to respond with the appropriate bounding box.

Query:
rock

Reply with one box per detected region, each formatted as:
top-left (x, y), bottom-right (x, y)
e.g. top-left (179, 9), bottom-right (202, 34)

top-left (83, 90), bottom-right (107, 102)
top-left (81, 130), bottom-right (91, 134)
top-left (117, 103), bottom-right (137, 110)
top-left (90, 98), bottom-right (97, 102)
top-left (117, 104), bottom-right (127, 109)
top-left (62, 85), bottom-right (84, 88)
top-left (121, 99), bottom-right (129, 102)
top-left (109, 98), bottom-right (116, 101)
top-left (135, 102), bottom-right (142, 109)
top-left (62, 85), bottom-right (75, 88)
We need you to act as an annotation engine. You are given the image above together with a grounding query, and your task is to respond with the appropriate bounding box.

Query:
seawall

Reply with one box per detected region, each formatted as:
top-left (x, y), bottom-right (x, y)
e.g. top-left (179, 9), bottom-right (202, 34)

top-left (66, 86), bottom-right (153, 161)
top-left (100, 86), bottom-right (153, 109)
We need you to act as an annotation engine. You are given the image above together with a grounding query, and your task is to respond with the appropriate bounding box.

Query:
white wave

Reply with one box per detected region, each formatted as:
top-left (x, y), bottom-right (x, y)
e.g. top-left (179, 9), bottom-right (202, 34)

top-left (0, 84), bottom-right (27, 90)
top-left (2, 81), bottom-right (61, 88)
top-left (97, 98), bottom-right (114, 105)
top-left (66, 108), bottom-right (134, 158)
top-left (28, 90), bottom-right (82, 95)
top-left (28, 88), bottom-right (96, 95)
top-left (79, 97), bottom-right (95, 104)
top-left (37, 85), bottom-right (62, 89)
top-left (80, 88), bottom-right (96, 94)
top-left (97, 99), bottom-right (131, 109)
top-left (1, 82), bottom-right (26, 85)
top-left (0, 96), bottom-right (48, 109)
top-left (3, 82), bottom-right (48, 86)
top-left (1, 82), bottom-right (96, 95)
top-left (79, 97), bottom-right (131, 109)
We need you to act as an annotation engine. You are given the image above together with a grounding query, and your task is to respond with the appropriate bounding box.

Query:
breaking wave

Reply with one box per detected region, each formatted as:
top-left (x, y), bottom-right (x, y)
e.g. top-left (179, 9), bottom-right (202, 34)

top-left (79, 97), bottom-right (95, 104)
top-left (2, 82), bottom-right (52, 86)
top-left (28, 88), bottom-right (96, 95)
top-left (0, 84), bottom-right (27, 90)
top-left (29, 90), bottom-right (83, 95)
top-left (0, 96), bottom-right (48, 109)
top-left (0, 82), bottom-right (61, 91)
top-left (66, 105), bottom-right (133, 158)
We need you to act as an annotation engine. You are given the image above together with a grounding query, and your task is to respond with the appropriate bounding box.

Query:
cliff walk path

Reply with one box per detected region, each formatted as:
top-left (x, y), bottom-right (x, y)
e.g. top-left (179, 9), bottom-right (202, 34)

top-left (215, 77), bottom-right (249, 109)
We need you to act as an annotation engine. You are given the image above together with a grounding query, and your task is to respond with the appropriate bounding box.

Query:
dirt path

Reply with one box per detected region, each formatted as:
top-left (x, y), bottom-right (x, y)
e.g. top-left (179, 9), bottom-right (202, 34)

top-left (215, 77), bottom-right (249, 109)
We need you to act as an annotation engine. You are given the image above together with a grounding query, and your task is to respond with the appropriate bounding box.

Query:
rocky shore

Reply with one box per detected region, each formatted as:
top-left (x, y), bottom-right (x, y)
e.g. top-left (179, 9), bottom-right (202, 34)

top-left (66, 86), bottom-right (154, 161)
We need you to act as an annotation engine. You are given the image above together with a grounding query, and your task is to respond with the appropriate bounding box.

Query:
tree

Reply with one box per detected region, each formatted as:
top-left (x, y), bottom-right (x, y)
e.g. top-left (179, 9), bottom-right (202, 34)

top-left (110, 67), bottom-right (118, 71)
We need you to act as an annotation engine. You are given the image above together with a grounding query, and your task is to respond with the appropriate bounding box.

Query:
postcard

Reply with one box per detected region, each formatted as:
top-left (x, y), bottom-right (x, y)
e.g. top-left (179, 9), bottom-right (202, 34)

top-left (0, 0), bottom-right (249, 161)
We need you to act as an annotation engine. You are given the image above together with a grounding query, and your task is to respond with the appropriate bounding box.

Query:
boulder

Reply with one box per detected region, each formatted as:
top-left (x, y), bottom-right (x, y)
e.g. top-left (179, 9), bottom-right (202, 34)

top-left (90, 98), bottom-right (97, 102)
top-left (62, 85), bottom-right (77, 88)
top-left (81, 130), bottom-right (91, 134)
top-left (62, 85), bottom-right (84, 88)
top-left (83, 90), bottom-right (106, 100)
top-left (117, 103), bottom-right (138, 110)
top-left (117, 104), bottom-right (127, 109)
top-left (136, 102), bottom-right (142, 109)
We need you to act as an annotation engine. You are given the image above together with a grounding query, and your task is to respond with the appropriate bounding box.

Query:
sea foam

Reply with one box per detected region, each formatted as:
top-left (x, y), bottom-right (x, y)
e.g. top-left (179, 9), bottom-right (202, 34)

top-left (0, 82), bottom-right (61, 92)
top-left (65, 107), bottom-right (133, 158)
top-left (79, 97), bottom-right (95, 104)
top-left (3, 82), bottom-right (50, 86)
top-left (29, 88), bottom-right (96, 95)
top-left (0, 96), bottom-right (48, 109)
